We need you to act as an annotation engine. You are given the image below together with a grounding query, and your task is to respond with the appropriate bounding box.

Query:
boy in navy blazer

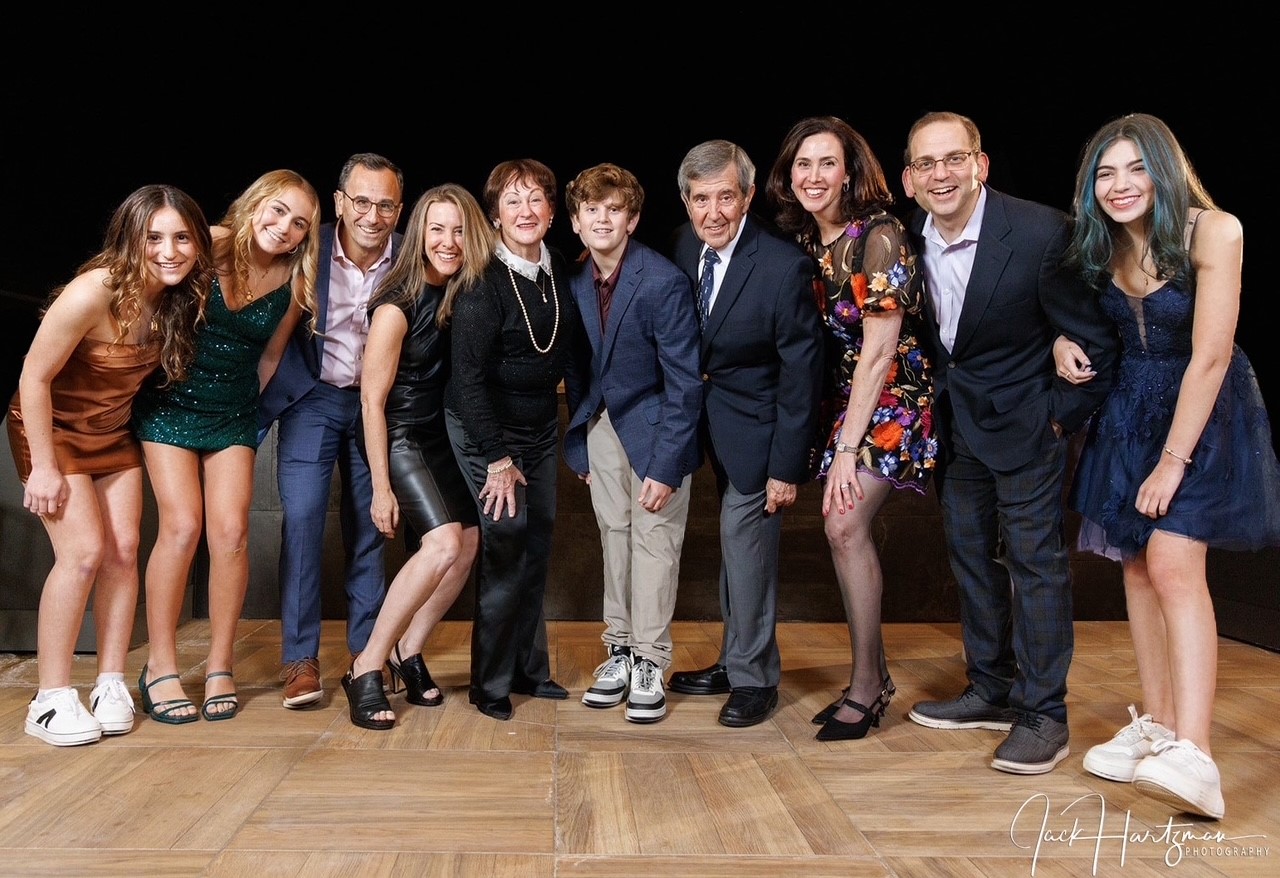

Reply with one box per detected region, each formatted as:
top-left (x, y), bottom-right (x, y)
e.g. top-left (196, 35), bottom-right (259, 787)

top-left (562, 164), bottom-right (702, 724)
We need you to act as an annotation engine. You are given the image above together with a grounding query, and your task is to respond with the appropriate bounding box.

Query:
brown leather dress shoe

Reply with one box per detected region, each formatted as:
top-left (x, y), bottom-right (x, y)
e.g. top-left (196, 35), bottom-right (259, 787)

top-left (282, 658), bottom-right (322, 709)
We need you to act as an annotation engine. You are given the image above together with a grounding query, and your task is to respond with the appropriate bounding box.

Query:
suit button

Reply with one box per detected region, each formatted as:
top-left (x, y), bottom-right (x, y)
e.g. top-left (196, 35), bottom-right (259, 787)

top-left (701, 373), bottom-right (710, 381)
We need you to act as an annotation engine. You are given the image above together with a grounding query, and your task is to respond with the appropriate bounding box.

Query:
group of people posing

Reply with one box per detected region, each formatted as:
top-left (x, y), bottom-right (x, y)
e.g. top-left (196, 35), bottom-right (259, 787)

top-left (10, 110), bottom-right (1279, 825)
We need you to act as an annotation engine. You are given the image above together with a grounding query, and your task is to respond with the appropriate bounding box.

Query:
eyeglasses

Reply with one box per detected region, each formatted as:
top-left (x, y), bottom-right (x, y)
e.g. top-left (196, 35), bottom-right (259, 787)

top-left (907, 150), bottom-right (979, 176)
top-left (340, 190), bottom-right (400, 218)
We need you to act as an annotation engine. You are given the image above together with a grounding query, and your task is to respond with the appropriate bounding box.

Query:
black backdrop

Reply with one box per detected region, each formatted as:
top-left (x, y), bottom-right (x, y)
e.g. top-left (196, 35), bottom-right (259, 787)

top-left (3, 66), bottom-right (1270, 447)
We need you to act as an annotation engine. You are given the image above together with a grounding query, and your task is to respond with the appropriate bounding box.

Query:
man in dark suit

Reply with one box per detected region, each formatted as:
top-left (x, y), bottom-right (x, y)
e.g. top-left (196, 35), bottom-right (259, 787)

top-left (900, 112), bottom-right (1118, 773)
top-left (258, 153), bottom-right (404, 709)
top-left (665, 140), bottom-right (824, 728)
top-left (562, 163), bottom-right (703, 724)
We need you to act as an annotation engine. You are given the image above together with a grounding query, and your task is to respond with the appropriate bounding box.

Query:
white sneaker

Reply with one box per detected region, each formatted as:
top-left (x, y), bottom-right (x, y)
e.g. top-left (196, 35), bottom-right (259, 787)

top-left (625, 658), bottom-right (666, 723)
top-left (90, 678), bottom-right (136, 735)
top-left (1133, 739), bottom-right (1225, 819)
top-left (582, 646), bottom-right (632, 708)
top-left (1083, 704), bottom-right (1176, 782)
top-left (25, 689), bottom-right (103, 747)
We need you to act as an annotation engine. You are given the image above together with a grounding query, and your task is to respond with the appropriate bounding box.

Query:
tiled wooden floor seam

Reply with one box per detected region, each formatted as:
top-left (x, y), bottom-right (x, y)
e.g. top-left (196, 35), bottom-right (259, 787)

top-left (0, 619), bottom-right (1275, 877)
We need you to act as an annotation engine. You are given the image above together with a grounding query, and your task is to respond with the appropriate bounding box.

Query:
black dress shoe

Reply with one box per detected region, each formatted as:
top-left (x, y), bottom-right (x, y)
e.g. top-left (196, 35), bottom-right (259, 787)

top-left (668, 663), bottom-right (730, 695)
top-left (718, 686), bottom-right (778, 728)
top-left (511, 679), bottom-right (568, 700)
top-left (470, 693), bottom-right (513, 721)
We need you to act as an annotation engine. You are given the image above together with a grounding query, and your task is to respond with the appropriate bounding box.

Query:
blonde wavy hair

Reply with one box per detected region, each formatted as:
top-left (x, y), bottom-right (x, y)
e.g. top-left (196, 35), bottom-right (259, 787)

top-left (216, 169), bottom-right (321, 333)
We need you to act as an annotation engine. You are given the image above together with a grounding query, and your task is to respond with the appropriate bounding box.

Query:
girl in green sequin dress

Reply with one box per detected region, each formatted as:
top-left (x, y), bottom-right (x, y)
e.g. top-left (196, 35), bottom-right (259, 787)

top-left (132, 170), bottom-right (320, 723)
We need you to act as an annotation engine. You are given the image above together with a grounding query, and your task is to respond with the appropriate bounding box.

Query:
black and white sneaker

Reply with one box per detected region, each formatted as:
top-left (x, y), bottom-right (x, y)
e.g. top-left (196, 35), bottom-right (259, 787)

top-left (25, 688), bottom-right (103, 746)
top-left (582, 645), bottom-right (632, 708)
top-left (625, 658), bottom-right (666, 723)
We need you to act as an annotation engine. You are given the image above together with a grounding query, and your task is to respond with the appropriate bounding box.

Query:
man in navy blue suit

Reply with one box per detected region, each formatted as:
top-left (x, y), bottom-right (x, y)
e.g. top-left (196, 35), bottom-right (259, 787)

top-left (900, 112), bottom-right (1118, 773)
top-left (666, 140), bottom-right (824, 728)
top-left (259, 154), bottom-right (404, 709)
top-left (562, 163), bottom-right (703, 725)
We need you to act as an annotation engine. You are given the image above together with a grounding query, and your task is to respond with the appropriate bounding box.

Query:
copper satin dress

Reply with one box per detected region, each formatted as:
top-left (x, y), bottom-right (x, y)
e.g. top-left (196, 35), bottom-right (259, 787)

top-left (7, 336), bottom-right (161, 481)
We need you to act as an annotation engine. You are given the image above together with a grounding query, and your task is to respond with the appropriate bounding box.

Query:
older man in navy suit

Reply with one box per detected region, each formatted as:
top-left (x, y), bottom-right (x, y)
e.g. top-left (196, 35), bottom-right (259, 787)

top-left (666, 140), bottom-right (824, 728)
top-left (259, 154), bottom-right (404, 710)
top-left (900, 112), bottom-right (1118, 774)
top-left (562, 163), bottom-right (703, 725)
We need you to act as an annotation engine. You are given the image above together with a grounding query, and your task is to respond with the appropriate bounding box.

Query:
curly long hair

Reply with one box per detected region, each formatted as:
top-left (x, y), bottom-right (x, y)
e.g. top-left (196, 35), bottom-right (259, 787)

top-left (369, 183), bottom-right (493, 328)
top-left (43, 184), bottom-right (213, 385)
top-left (216, 169), bottom-right (321, 332)
top-left (1067, 113), bottom-right (1217, 290)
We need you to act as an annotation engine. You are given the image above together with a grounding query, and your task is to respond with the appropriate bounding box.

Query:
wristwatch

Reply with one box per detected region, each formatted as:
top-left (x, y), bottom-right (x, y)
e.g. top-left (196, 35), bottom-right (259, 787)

top-left (835, 441), bottom-right (857, 454)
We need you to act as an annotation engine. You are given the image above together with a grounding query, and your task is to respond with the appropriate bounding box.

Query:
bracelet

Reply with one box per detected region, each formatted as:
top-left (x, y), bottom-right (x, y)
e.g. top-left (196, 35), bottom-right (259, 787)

top-left (1162, 445), bottom-right (1192, 466)
top-left (486, 458), bottom-right (514, 475)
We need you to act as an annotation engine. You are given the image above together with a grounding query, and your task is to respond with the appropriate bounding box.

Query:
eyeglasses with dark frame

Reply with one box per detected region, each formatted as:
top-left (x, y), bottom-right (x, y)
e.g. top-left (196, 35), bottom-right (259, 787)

top-left (340, 190), bottom-right (401, 218)
top-left (907, 150), bottom-right (979, 176)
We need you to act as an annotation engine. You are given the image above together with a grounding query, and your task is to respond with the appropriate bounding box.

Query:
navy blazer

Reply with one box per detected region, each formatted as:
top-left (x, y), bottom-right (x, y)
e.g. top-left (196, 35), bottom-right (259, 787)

top-left (908, 187), bottom-right (1118, 472)
top-left (562, 239), bottom-right (702, 488)
top-left (671, 216), bottom-right (823, 494)
top-left (259, 223), bottom-right (403, 428)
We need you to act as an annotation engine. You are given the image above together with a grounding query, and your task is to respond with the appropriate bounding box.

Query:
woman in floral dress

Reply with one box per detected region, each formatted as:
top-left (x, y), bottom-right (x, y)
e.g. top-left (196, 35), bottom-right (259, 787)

top-left (767, 116), bottom-right (936, 741)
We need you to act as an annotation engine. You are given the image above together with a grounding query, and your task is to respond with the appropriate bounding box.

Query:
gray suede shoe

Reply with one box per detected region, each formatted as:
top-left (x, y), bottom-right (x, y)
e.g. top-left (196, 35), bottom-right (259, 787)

top-left (908, 684), bottom-right (1018, 731)
top-left (992, 712), bottom-right (1070, 775)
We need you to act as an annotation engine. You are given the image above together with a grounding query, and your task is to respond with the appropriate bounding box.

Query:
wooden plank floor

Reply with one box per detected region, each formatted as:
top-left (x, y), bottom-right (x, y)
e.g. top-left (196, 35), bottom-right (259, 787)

top-left (0, 620), bottom-right (1276, 877)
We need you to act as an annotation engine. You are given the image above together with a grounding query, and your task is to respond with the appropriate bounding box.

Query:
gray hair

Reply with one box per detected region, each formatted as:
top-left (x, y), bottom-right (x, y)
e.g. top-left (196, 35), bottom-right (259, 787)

top-left (677, 139), bottom-right (755, 199)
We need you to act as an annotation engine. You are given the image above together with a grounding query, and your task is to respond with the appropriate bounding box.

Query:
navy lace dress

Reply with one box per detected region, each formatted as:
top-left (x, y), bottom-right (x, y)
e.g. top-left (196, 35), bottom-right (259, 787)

top-left (1069, 278), bottom-right (1280, 560)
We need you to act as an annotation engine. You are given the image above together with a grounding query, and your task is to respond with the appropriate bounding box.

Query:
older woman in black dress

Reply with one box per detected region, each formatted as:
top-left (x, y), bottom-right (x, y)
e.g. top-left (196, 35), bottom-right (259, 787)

top-left (444, 159), bottom-right (580, 721)
top-left (341, 184), bottom-right (491, 729)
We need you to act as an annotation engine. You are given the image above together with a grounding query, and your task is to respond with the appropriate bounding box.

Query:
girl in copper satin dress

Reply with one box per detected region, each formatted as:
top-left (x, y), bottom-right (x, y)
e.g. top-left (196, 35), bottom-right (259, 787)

top-left (7, 184), bottom-right (211, 745)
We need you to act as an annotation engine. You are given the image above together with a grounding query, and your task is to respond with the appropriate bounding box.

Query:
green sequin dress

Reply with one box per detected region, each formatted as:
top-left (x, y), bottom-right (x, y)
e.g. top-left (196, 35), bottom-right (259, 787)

top-left (134, 277), bottom-right (292, 451)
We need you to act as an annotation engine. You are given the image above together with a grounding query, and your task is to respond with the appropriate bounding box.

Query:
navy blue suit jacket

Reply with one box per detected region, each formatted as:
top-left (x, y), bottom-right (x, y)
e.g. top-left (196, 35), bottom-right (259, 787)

top-left (672, 216), bottom-right (823, 494)
top-left (562, 239), bottom-right (702, 488)
top-left (258, 223), bottom-right (403, 428)
top-left (908, 187), bottom-right (1118, 473)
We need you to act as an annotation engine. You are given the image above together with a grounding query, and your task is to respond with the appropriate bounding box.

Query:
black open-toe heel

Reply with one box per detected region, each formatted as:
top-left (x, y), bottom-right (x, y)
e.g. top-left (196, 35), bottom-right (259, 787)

top-left (341, 666), bottom-right (394, 730)
top-left (815, 676), bottom-right (895, 742)
top-left (386, 645), bottom-right (443, 707)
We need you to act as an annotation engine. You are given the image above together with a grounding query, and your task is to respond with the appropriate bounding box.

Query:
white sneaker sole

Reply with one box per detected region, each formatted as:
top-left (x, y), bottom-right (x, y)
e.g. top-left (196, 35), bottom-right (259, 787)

top-left (908, 709), bottom-right (1014, 731)
top-left (25, 719), bottom-right (102, 747)
top-left (96, 716), bottom-right (135, 735)
top-left (1082, 751), bottom-right (1138, 782)
top-left (582, 689), bottom-right (627, 708)
top-left (1134, 777), bottom-right (1225, 820)
top-left (992, 744), bottom-right (1070, 775)
top-left (283, 689), bottom-right (323, 709)
top-left (625, 704), bottom-right (666, 723)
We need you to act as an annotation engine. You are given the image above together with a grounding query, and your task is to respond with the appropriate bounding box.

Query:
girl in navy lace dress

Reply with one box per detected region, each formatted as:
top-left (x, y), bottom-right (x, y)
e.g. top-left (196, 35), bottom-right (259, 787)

top-left (1060, 113), bottom-right (1280, 820)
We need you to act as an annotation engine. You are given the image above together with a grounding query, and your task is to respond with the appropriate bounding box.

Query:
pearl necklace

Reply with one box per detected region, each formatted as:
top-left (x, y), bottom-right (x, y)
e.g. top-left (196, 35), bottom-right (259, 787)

top-left (506, 265), bottom-right (559, 355)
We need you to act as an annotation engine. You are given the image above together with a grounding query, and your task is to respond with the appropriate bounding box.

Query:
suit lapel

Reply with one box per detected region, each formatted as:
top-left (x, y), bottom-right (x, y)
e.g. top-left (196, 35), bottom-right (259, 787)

top-left (703, 219), bottom-right (757, 346)
top-left (602, 249), bottom-right (642, 364)
top-left (569, 265), bottom-right (604, 359)
top-left (952, 191), bottom-right (1012, 355)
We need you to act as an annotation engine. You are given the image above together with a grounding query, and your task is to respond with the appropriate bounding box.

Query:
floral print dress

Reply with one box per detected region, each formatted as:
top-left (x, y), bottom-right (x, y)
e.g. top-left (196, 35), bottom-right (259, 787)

top-left (806, 210), bottom-right (936, 492)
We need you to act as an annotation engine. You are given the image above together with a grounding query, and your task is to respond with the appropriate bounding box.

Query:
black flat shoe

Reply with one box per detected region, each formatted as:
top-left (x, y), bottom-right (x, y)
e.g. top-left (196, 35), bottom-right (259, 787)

top-left (511, 679), bottom-right (568, 700)
top-left (470, 694), bottom-right (513, 721)
top-left (386, 645), bottom-right (443, 707)
top-left (342, 667), bottom-right (394, 730)
top-left (669, 663), bottom-right (730, 696)
top-left (815, 678), bottom-right (895, 742)
top-left (718, 686), bottom-right (778, 727)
